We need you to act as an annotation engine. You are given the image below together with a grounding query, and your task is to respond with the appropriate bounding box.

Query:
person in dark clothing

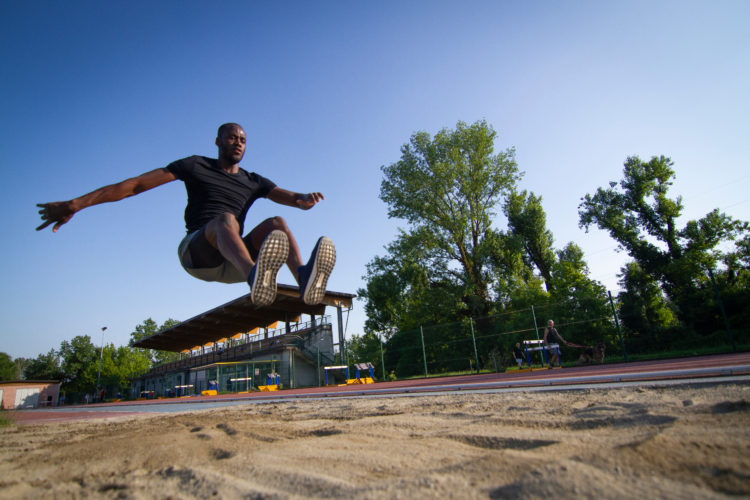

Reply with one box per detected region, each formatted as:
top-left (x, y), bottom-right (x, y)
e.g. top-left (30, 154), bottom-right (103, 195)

top-left (543, 319), bottom-right (567, 367)
top-left (36, 123), bottom-right (335, 306)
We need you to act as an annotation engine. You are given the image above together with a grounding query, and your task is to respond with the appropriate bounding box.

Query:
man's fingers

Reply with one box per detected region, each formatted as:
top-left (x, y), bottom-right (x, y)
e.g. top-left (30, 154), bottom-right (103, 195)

top-left (36, 220), bottom-right (52, 231)
top-left (305, 192), bottom-right (324, 205)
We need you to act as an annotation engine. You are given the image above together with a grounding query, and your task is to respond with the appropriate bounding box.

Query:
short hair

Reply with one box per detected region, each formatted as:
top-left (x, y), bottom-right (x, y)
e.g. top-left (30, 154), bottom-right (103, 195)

top-left (217, 122), bottom-right (244, 139)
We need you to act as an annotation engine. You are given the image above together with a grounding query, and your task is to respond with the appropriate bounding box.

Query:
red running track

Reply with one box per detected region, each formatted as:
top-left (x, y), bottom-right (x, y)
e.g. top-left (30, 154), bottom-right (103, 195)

top-left (11, 352), bottom-right (750, 425)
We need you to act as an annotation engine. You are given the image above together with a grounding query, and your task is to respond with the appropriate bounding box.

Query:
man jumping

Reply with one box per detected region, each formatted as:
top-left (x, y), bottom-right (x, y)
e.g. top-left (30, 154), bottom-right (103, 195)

top-left (36, 123), bottom-right (336, 307)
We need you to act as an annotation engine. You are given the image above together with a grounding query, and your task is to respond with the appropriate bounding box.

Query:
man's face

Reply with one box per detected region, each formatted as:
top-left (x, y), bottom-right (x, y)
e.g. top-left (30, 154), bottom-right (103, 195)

top-left (217, 126), bottom-right (247, 164)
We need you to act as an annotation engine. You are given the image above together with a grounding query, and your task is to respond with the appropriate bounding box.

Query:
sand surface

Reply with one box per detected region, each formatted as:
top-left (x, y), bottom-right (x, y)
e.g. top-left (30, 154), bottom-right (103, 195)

top-left (1, 383), bottom-right (749, 499)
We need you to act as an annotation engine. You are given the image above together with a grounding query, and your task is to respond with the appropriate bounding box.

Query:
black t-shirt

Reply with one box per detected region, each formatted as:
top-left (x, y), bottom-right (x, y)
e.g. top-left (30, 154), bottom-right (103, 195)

top-left (545, 328), bottom-right (562, 344)
top-left (166, 155), bottom-right (276, 234)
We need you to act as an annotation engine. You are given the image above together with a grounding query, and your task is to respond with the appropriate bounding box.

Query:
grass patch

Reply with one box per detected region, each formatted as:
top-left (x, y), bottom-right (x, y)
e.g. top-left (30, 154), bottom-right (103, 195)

top-left (0, 411), bottom-right (15, 427)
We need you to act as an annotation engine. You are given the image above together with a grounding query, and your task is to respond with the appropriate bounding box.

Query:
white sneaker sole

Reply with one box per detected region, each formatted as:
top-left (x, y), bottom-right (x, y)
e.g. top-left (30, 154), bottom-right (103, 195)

top-left (302, 237), bottom-right (336, 305)
top-left (250, 230), bottom-right (289, 307)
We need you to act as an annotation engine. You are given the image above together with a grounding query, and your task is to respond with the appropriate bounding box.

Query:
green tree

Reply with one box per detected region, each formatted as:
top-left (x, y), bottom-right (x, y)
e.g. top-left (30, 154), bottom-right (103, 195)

top-left (504, 190), bottom-right (556, 292)
top-left (548, 243), bottom-right (612, 347)
top-left (365, 120), bottom-right (522, 324)
top-left (94, 344), bottom-right (151, 398)
top-left (23, 350), bottom-right (65, 381)
top-left (345, 332), bottom-right (384, 375)
top-left (503, 190), bottom-right (611, 351)
top-left (59, 335), bottom-right (98, 396)
top-left (0, 352), bottom-right (17, 381)
top-left (360, 232), bottom-right (466, 336)
top-left (616, 261), bottom-right (678, 351)
top-left (714, 234), bottom-right (750, 334)
top-left (579, 155), bottom-right (748, 329)
top-left (129, 318), bottom-right (181, 367)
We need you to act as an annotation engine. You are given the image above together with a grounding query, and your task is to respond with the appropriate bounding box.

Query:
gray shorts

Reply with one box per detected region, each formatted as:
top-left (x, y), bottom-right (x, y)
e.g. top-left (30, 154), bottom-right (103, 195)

top-left (178, 229), bottom-right (248, 284)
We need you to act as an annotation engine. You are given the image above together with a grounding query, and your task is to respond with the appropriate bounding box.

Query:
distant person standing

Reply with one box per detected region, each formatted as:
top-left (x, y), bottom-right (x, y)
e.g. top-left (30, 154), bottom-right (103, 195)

top-left (543, 320), bottom-right (567, 367)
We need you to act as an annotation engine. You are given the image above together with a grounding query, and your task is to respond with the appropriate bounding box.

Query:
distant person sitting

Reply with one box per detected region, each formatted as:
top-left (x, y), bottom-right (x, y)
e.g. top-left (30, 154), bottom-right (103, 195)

top-left (543, 320), bottom-right (567, 367)
top-left (512, 342), bottom-right (525, 368)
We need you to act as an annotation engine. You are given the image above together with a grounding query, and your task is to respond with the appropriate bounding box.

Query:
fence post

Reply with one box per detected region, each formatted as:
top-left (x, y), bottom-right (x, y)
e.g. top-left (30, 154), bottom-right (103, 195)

top-left (420, 326), bottom-right (428, 378)
top-left (379, 333), bottom-right (386, 381)
top-left (608, 290), bottom-right (628, 362)
top-left (470, 318), bottom-right (480, 374)
top-left (530, 305), bottom-right (544, 365)
top-left (531, 306), bottom-right (541, 341)
top-left (337, 304), bottom-right (347, 367)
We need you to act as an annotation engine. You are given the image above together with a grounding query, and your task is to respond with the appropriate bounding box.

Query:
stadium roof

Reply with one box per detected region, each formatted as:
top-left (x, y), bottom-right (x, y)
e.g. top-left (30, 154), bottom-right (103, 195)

top-left (132, 284), bottom-right (355, 352)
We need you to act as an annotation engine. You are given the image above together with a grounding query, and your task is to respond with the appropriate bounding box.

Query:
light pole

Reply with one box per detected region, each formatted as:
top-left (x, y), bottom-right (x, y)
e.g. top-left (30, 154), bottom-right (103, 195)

top-left (96, 326), bottom-right (107, 401)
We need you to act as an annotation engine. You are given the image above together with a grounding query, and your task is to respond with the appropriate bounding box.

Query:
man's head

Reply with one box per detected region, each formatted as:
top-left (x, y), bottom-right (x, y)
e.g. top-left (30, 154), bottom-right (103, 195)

top-left (547, 320), bottom-right (554, 327)
top-left (216, 123), bottom-right (246, 165)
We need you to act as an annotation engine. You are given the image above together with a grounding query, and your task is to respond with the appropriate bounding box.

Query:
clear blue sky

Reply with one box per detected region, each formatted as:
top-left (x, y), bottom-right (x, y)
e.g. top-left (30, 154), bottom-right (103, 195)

top-left (1, 1), bottom-right (748, 359)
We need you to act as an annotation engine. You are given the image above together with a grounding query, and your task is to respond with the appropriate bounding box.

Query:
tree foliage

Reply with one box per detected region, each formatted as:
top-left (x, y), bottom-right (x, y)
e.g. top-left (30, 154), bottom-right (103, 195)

top-left (504, 190), bottom-right (556, 291)
top-left (58, 335), bottom-right (99, 395)
top-left (6, 317), bottom-right (181, 402)
top-left (23, 350), bottom-right (65, 381)
top-left (616, 261), bottom-right (678, 350)
top-left (579, 155), bottom-right (749, 332)
top-left (129, 317), bottom-right (181, 366)
top-left (361, 121), bottom-right (613, 376)
top-left (380, 120), bottom-right (521, 314)
top-left (361, 120), bottom-right (521, 329)
top-left (0, 352), bottom-right (17, 381)
top-left (345, 332), bottom-right (383, 375)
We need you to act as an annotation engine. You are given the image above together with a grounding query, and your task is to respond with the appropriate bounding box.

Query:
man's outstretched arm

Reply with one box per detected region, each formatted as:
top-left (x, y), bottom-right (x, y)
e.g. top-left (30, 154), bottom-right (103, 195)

top-left (267, 187), bottom-right (324, 210)
top-left (36, 168), bottom-right (177, 232)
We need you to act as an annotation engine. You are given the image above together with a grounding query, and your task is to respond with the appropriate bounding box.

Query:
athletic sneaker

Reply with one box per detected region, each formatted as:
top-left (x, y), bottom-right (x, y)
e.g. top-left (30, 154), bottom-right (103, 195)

top-left (298, 236), bottom-right (336, 305)
top-left (247, 230), bottom-right (289, 306)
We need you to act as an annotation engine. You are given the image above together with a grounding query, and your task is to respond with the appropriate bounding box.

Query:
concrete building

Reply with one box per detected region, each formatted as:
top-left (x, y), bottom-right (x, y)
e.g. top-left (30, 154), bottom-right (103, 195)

top-left (1, 380), bottom-right (61, 409)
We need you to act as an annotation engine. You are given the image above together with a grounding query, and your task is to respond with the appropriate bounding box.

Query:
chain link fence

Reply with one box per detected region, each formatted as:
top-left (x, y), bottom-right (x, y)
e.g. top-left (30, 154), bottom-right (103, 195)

top-left (344, 293), bottom-right (746, 381)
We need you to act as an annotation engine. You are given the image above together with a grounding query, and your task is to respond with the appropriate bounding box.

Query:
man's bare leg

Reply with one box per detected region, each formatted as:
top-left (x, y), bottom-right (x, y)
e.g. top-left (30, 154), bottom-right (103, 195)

top-left (203, 213), bottom-right (256, 278)
top-left (203, 213), bottom-right (289, 306)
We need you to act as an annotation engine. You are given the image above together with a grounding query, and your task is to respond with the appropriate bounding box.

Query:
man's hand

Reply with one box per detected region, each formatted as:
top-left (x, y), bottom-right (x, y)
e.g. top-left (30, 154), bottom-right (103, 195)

top-left (35, 168), bottom-right (176, 234)
top-left (36, 201), bottom-right (77, 232)
top-left (296, 192), bottom-right (325, 210)
top-left (267, 187), bottom-right (325, 210)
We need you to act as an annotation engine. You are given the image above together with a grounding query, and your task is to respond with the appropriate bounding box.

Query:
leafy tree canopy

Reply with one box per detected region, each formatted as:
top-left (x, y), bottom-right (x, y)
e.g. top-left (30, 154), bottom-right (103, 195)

top-left (365, 120), bottom-right (522, 324)
top-left (0, 352), bottom-right (17, 381)
top-left (129, 317), bottom-right (181, 367)
top-left (23, 350), bottom-right (64, 381)
top-left (579, 155), bottom-right (748, 325)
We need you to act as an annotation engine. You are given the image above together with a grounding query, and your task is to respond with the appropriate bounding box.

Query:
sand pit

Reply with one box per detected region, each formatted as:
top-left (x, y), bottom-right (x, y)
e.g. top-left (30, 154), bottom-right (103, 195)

top-left (1, 383), bottom-right (749, 499)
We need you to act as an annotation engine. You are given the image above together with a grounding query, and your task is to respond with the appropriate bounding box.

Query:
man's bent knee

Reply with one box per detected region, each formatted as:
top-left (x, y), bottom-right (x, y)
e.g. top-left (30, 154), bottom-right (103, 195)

top-left (264, 216), bottom-right (289, 232)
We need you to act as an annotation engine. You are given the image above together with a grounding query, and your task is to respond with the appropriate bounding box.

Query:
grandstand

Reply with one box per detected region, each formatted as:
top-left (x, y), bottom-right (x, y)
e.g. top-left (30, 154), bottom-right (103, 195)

top-left (130, 284), bottom-right (355, 397)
